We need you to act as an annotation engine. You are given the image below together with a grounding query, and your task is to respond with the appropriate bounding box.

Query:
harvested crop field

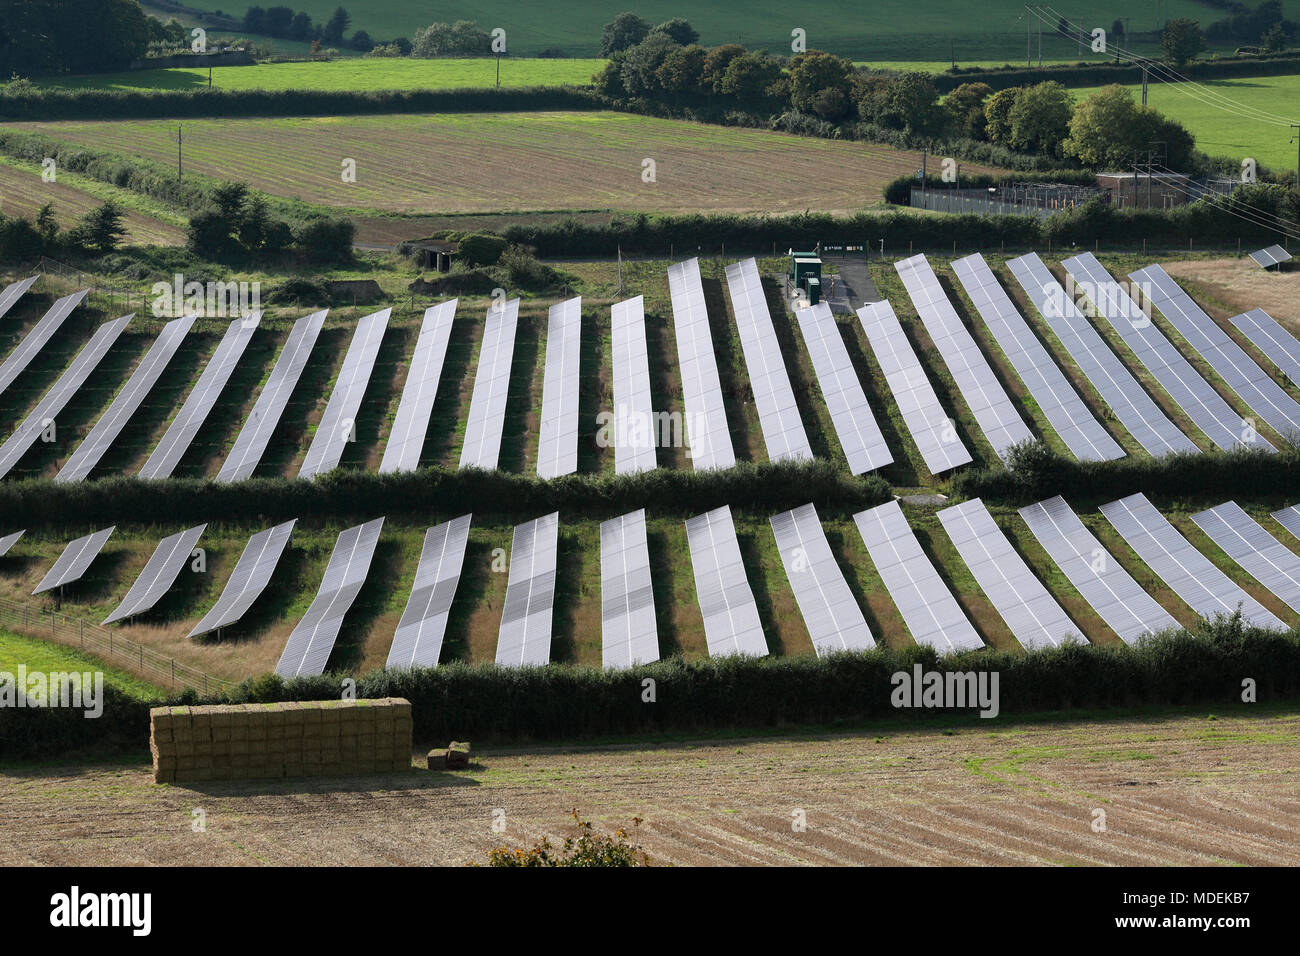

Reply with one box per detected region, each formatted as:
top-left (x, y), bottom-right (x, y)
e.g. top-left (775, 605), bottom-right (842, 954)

top-left (1163, 257), bottom-right (1300, 331)
top-left (3, 710), bottom-right (1298, 866)
top-left (0, 162), bottom-right (185, 246)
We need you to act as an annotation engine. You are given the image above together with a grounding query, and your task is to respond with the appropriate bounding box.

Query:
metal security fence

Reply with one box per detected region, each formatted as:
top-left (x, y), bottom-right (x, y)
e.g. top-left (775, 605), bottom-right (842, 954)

top-left (910, 188), bottom-right (1094, 219)
top-left (37, 257), bottom-right (142, 314)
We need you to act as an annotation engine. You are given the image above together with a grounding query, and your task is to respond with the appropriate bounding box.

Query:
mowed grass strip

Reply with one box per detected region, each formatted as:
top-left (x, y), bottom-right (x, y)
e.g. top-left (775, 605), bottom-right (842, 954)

top-left (0, 628), bottom-right (167, 700)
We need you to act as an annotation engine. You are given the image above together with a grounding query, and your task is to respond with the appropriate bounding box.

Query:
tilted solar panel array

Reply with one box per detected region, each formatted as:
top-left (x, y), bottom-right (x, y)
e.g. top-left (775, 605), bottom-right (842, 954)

top-left (1192, 502), bottom-right (1300, 616)
top-left (0, 289), bottom-right (86, 400)
top-left (0, 275), bottom-right (40, 323)
top-left (103, 524), bottom-right (207, 624)
top-left (0, 315), bottom-right (132, 480)
top-left (724, 257), bottom-right (813, 462)
top-left (600, 509), bottom-right (659, 669)
top-left (1132, 265), bottom-right (1300, 442)
top-left (536, 296), bottom-right (582, 478)
top-left (275, 517), bottom-right (385, 677)
top-left (857, 301), bottom-right (973, 475)
top-left (667, 258), bottom-right (735, 471)
top-left (770, 502), bottom-right (874, 655)
top-left (938, 497), bottom-right (1082, 649)
top-left (685, 504), bottom-right (768, 657)
top-left (1249, 244), bottom-right (1292, 268)
top-left (854, 499), bottom-right (984, 652)
top-left (459, 298), bottom-right (520, 471)
top-left (298, 308), bottom-right (390, 479)
top-left (33, 527), bottom-right (116, 595)
top-left (379, 300), bottom-right (457, 473)
top-left (217, 309), bottom-right (326, 482)
top-left (1273, 505), bottom-right (1300, 543)
top-left (139, 314), bottom-right (261, 479)
top-left (1018, 496), bottom-right (1178, 643)
top-left (1007, 253), bottom-right (1197, 457)
top-left (387, 514), bottom-right (471, 669)
top-left (0, 530), bottom-right (24, 556)
top-left (895, 253), bottom-right (1034, 461)
top-left (610, 296), bottom-right (658, 475)
top-left (188, 519), bottom-right (297, 638)
top-left (497, 511), bottom-right (559, 667)
top-left (1228, 309), bottom-right (1300, 388)
top-left (953, 253), bottom-right (1123, 462)
top-left (1099, 492), bottom-right (1284, 630)
top-left (1064, 252), bottom-right (1272, 453)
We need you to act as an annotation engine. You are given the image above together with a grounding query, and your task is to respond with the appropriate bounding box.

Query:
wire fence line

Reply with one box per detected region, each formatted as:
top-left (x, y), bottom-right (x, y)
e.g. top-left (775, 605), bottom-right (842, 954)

top-left (0, 596), bottom-right (235, 696)
top-left (37, 257), bottom-right (143, 315)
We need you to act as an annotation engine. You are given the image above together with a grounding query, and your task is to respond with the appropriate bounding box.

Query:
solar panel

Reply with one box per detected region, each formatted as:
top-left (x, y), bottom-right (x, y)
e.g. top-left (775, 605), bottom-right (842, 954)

top-left (103, 524), bottom-right (207, 624)
top-left (1249, 244), bottom-right (1292, 269)
top-left (216, 309), bottom-right (327, 482)
top-left (1131, 265), bottom-right (1300, 443)
top-left (138, 314), bottom-right (262, 479)
top-left (1064, 252), bottom-right (1273, 453)
top-left (459, 298), bottom-right (520, 471)
top-left (0, 275), bottom-right (39, 323)
top-left (1099, 492), bottom-right (1284, 630)
top-left (496, 511), bottom-right (559, 667)
top-left (610, 296), bottom-right (658, 475)
top-left (1192, 502), bottom-right (1300, 616)
top-left (0, 315), bottom-right (132, 480)
top-left (953, 254), bottom-right (1123, 462)
top-left (600, 508), bottom-right (660, 668)
top-left (56, 314), bottom-right (197, 483)
top-left (685, 504), bottom-right (768, 657)
top-left (853, 500), bottom-right (983, 652)
top-left (770, 502), bottom-right (874, 655)
top-left (895, 254), bottom-right (1034, 461)
top-left (856, 300), bottom-right (973, 475)
top-left (724, 258), bottom-right (813, 462)
top-left (1227, 309), bottom-right (1300, 389)
top-left (298, 308), bottom-right (390, 479)
top-left (387, 514), bottom-right (472, 669)
top-left (1018, 495), bottom-right (1178, 643)
top-left (667, 258), bottom-right (735, 471)
top-left (1007, 253), bottom-right (1198, 457)
top-left (188, 518), bottom-right (297, 638)
top-left (795, 302), bottom-right (892, 474)
top-left (0, 289), bottom-right (86, 400)
top-left (33, 527), bottom-right (115, 595)
top-left (938, 497), bottom-right (1082, 649)
top-left (1273, 505), bottom-right (1300, 543)
top-left (536, 296), bottom-right (582, 478)
top-left (379, 300), bottom-right (457, 473)
top-left (275, 517), bottom-right (385, 677)
top-left (0, 530), bottom-right (24, 557)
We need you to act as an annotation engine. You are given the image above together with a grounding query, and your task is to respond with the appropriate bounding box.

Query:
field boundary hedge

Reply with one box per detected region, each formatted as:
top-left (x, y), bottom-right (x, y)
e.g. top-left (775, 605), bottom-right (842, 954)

top-left (929, 54), bottom-right (1300, 92)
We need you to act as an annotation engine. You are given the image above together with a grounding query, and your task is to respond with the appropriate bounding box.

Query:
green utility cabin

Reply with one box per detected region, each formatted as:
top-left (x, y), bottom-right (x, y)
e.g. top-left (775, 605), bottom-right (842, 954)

top-left (788, 251), bottom-right (823, 305)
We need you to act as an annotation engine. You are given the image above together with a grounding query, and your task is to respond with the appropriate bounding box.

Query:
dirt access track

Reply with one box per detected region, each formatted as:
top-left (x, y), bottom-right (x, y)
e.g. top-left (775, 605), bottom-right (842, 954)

top-left (3, 709), bottom-right (1298, 866)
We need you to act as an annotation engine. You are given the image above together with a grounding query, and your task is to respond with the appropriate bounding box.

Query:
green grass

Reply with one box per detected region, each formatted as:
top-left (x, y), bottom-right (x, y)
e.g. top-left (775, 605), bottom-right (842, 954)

top-left (0, 629), bottom-right (168, 700)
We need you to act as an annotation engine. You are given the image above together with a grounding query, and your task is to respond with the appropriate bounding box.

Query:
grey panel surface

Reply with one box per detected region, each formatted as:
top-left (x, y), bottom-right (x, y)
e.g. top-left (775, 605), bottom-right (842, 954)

top-left (33, 527), bottom-right (115, 595)
top-left (857, 300), bottom-right (973, 475)
top-left (275, 517), bottom-right (384, 677)
top-left (536, 296), bottom-right (582, 478)
top-left (1099, 492), bottom-right (1284, 630)
top-left (0, 530), bottom-right (24, 557)
top-left (1192, 502), bottom-right (1300, 616)
top-left (685, 505), bottom-right (768, 657)
top-left (496, 511), bottom-right (559, 667)
top-left (1064, 252), bottom-right (1273, 453)
top-left (188, 519), bottom-right (297, 638)
top-left (795, 302), bottom-right (892, 474)
top-left (387, 514), bottom-right (471, 669)
top-left (57, 314), bottom-right (196, 482)
top-left (725, 258), bottom-right (813, 462)
top-left (1227, 309), bottom-right (1300, 388)
top-left (938, 497), bottom-right (1082, 649)
top-left (459, 298), bottom-right (520, 471)
top-left (0, 275), bottom-right (40, 324)
top-left (1018, 495), bottom-right (1178, 643)
top-left (1008, 253), bottom-right (1197, 457)
top-left (379, 300), bottom-right (456, 473)
top-left (0, 315), bottom-right (132, 480)
top-left (216, 309), bottom-right (327, 482)
top-left (103, 524), bottom-right (207, 624)
top-left (771, 502), bottom-right (874, 655)
top-left (610, 296), bottom-right (658, 475)
top-left (953, 253), bottom-right (1123, 462)
top-left (895, 253), bottom-right (1034, 461)
top-left (1273, 505), bottom-right (1300, 543)
top-left (854, 500), bottom-right (984, 652)
top-left (298, 308), bottom-right (390, 479)
top-left (1249, 245), bottom-right (1292, 268)
top-left (600, 509), bottom-right (660, 668)
top-left (139, 314), bottom-right (262, 479)
top-left (667, 258), bottom-right (735, 471)
top-left (0, 288), bottom-right (85, 400)
top-left (1132, 265), bottom-right (1300, 442)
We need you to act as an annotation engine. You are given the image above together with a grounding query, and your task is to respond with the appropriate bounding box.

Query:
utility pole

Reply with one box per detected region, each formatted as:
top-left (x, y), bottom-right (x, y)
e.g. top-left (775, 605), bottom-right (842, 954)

top-left (174, 124), bottom-right (182, 182)
top-left (1026, 5), bottom-right (1032, 68)
top-left (496, 52), bottom-right (500, 89)
top-left (1141, 64), bottom-right (1148, 106)
top-left (1291, 125), bottom-right (1300, 188)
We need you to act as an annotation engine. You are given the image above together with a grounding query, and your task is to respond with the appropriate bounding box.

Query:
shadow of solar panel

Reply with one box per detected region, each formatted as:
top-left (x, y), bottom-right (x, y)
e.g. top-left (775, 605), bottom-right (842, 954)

top-left (460, 298), bottom-right (520, 471)
top-left (380, 300), bottom-right (457, 474)
top-left (387, 514), bottom-right (471, 669)
top-left (33, 527), bottom-right (115, 595)
top-left (771, 502), bottom-right (873, 654)
top-left (188, 519), bottom-right (297, 638)
top-left (600, 509), bottom-right (659, 668)
top-left (1192, 502), bottom-right (1300, 616)
top-left (668, 258), bottom-right (735, 471)
top-left (611, 296), bottom-right (658, 475)
top-left (497, 511), bottom-right (559, 667)
top-left (1228, 309), bottom-right (1300, 388)
top-left (0, 288), bottom-right (85, 400)
top-left (685, 505), bottom-right (768, 657)
top-left (104, 524), bottom-right (207, 624)
top-left (537, 297), bottom-right (582, 478)
top-left (0, 529), bottom-right (24, 557)
top-left (0, 275), bottom-right (40, 324)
